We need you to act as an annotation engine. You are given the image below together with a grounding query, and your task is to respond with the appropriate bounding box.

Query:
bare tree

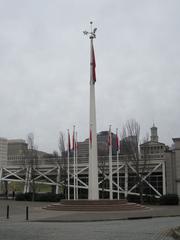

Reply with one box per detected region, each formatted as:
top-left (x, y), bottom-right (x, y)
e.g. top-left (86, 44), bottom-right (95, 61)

top-left (121, 119), bottom-right (149, 203)
top-left (26, 133), bottom-right (38, 201)
top-left (58, 132), bottom-right (66, 157)
top-left (52, 150), bottom-right (59, 157)
top-left (58, 131), bottom-right (67, 198)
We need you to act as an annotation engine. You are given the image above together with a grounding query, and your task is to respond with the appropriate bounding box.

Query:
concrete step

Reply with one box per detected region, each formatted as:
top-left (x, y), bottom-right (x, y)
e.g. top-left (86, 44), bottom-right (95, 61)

top-left (44, 201), bottom-right (147, 211)
top-left (61, 199), bottom-right (127, 205)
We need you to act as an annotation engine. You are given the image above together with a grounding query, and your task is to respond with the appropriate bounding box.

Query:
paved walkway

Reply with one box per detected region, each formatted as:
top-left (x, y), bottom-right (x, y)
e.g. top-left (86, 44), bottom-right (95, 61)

top-left (1, 200), bottom-right (180, 239)
top-left (1, 200), bottom-right (180, 223)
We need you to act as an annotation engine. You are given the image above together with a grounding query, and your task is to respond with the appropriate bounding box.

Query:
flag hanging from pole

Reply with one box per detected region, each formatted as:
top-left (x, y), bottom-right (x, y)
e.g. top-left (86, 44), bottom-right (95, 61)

top-left (72, 128), bottom-right (75, 151)
top-left (89, 128), bottom-right (92, 148)
top-left (108, 127), bottom-right (112, 146)
top-left (91, 42), bottom-right (96, 84)
top-left (68, 130), bottom-right (71, 152)
top-left (116, 129), bottom-right (119, 152)
top-left (75, 132), bottom-right (78, 151)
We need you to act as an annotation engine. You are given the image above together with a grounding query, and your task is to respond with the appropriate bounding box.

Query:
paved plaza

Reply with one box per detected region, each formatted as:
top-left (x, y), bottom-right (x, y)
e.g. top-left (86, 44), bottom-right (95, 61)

top-left (0, 200), bottom-right (180, 240)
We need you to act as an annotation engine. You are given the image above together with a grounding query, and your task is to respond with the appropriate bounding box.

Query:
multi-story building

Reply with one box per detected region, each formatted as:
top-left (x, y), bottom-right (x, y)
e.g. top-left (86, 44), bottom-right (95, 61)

top-left (77, 131), bottom-right (118, 160)
top-left (8, 139), bottom-right (28, 156)
top-left (0, 138), bottom-right (8, 166)
top-left (165, 138), bottom-right (180, 196)
top-left (140, 125), bottom-right (180, 197)
top-left (140, 124), bottom-right (167, 160)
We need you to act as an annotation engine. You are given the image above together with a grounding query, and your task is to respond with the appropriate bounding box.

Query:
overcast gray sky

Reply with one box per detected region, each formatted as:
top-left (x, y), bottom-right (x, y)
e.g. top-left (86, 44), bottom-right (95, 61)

top-left (0, 0), bottom-right (180, 153)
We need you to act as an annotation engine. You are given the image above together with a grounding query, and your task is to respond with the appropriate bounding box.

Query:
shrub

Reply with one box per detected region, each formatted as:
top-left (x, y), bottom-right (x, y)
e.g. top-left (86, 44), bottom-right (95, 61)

top-left (143, 195), bottom-right (159, 204)
top-left (34, 193), bottom-right (62, 202)
top-left (159, 194), bottom-right (179, 205)
top-left (127, 195), bottom-right (140, 203)
top-left (15, 192), bottom-right (63, 202)
top-left (127, 194), bottom-right (159, 204)
top-left (15, 192), bottom-right (26, 201)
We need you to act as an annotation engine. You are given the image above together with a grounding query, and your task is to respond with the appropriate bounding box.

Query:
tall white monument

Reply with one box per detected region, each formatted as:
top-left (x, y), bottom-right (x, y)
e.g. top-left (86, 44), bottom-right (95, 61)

top-left (84, 22), bottom-right (99, 200)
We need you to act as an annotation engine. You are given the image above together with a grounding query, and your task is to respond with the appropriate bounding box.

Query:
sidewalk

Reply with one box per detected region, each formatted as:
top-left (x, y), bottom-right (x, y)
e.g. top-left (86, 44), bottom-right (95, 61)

top-left (1, 200), bottom-right (180, 223)
top-left (33, 205), bottom-right (180, 222)
top-left (1, 200), bottom-right (180, 240)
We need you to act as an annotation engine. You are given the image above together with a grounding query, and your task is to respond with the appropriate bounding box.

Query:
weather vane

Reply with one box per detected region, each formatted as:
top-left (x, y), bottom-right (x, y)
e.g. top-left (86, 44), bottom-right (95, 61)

top-left (83, 21), bottom-right (97, 39)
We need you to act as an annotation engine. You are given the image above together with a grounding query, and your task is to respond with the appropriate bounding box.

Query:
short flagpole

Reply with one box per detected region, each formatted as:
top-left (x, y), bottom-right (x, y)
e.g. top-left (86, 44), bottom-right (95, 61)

top-left (75, 131), bottom-right (78, 199)
top-left (67, 129), bottom-right (70, 200)
top-left (109, 125), bottom-right (113, 200)
top-left (73, 125), bottom-right (76, 200)
top-left (116, 128), bottom-right (120, 200)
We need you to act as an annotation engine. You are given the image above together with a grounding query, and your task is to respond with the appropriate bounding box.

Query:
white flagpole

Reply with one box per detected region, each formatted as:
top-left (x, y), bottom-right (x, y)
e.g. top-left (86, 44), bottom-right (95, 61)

top-left (116, 128), bottom-right (120, 200)
top-left (109, 125), bottom-right (113, 200)
top-left (84, 22), bottom-right (99, 200)
top-left (73, 125), bottom-right (76, 200)
top-left (75, 131), bottom-right (78, 199)
top-left (67, 129), bottom-right (70, 200)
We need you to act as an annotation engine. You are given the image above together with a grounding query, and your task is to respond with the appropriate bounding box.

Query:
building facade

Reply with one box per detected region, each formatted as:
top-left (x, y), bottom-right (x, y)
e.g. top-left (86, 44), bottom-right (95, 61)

top-left (8, 139), bottom-right (28, 156)
top-left (165, 138), bottom-right (180, 196)
top-left (0, 138), bottom-right (8, 166)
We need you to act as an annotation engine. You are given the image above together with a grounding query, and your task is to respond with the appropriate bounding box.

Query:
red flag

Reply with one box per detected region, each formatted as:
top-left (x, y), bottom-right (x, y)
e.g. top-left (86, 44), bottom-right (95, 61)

top-left (72, 130), bottom-right (75, 151)
top-left (89, 128), bottom-right (92, 147)
top-left (91, 43), bottom-right (96, 84)
top-left (116, 133), bottom-right (119, 152)
top-left (108, 128), bottom-right (112, 146)
top-left (68, 131), bottom-right (71, 152)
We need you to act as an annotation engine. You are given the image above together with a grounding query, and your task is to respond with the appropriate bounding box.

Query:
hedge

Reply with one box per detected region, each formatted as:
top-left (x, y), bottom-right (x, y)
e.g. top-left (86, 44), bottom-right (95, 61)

top-left (15, 192), bottom-right (64, 202)
top-left (159, 194), bottom-right (179, 205)
top-left (127, 194), bottom-right (159, 204)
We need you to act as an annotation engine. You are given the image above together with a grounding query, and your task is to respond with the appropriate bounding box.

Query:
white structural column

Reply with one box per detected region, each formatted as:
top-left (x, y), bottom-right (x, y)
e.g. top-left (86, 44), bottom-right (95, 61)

top-left (84, 22), bottom-right (99, 200)
top-left (162, 160), bottom-right (166, 195)
top-left (117, 153), bottom-right (119, 199)
top-left (56, 164), bottom-right (60, 194)
top-left (24, 167), bottom-right (32, 193)
top-left (125, 162), bottom-right (128, 198)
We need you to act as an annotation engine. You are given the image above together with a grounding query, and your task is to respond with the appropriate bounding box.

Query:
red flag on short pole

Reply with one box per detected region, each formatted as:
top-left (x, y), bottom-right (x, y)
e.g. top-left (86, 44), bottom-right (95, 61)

top-left (72, 129), bottom-right (75, 151)
top-left (116, 130), bottom-right (119, 152)
top-left (108, 127), bottom-right (112, 146)
top-left (68, 130), bottom-right (71, 152)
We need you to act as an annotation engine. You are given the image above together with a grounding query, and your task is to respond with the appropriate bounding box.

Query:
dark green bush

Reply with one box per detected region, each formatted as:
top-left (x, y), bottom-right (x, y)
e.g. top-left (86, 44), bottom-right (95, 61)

top-left (34, 193), bottom-right (62, 202)
top-left (127, 195), bottom-right (140, 203)
top-left (25, 192), bottom-right (33, 201)
top-left (143, 195), bottom-right (159, 204)
top-left (159, 194), bottom-right (179, 205)
top-left (15, 192), bottom-right (63, 202)
top-left (15, 193), bottom-right (26, 201)
top-left (127, 194), bottom-right (159, 204)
